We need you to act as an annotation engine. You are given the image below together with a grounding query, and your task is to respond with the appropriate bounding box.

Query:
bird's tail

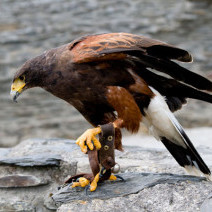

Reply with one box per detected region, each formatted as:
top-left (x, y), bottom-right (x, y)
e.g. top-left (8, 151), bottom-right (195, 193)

top-left (161, 115), bottom-right (211, 180)
top-left (143, 87), bottom-right (211, 180)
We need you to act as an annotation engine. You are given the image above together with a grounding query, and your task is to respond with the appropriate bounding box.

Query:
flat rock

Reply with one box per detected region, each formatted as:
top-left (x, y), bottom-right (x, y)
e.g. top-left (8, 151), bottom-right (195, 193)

top-left (55, 172), bottom-right (212, 212)
top-left (0, 154), bottom-right (62, 167)
top-left (51, 172), bottom-right (206, 205)
top-left (58, 181), bottom-right (212, 212)
top-left (0, 136), bottom-right (212, 211)
top-left (0, 175), bottom-right (49, 188)
top-left (0, 138), bottom-right (77, 167)
top-left (200, 192), bottom-right (212, 212)
top-left (0, 138), bottom-right (78, 212)
top-left (0, 201), bottom-right (35, 212)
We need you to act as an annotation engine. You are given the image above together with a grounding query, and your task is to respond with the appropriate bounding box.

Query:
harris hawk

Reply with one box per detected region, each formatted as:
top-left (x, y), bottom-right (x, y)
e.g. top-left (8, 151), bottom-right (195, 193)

top-left (11, 32), bottom-right (212, 189)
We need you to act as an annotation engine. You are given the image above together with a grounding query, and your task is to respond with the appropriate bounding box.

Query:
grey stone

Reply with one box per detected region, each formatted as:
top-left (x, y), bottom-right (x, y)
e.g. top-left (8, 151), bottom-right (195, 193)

top-left (0, 201), bottom-right (35, 212)
top-left (200, 193), bottom-right (212, 212)
top-left (58, 180), bottom-right (212, 212)
top-left (0, 175), bottom-right (49, 188)
top-left (50, 172), bottom-right (206, 206)
top-left (56, 172), bottom-right (212, 212)
top-left (0, 136), bottom-right (211, 211)
top-left (0, 154), bottom-right (62, 167)
top-left (0, 138), bottom-right (78, 167)
top-left (0, 138), bottom-right (78, 212)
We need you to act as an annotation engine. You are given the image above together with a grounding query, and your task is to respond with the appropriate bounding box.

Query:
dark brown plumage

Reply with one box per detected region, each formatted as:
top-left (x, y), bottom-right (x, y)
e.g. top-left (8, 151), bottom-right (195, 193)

top-left (11, 32), bottom-right (212, 180)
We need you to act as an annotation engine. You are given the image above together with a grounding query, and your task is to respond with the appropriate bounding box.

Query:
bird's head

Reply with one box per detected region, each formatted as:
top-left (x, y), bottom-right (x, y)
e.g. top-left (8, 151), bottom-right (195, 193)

top-left (10, 54), bottom-right (47, 102)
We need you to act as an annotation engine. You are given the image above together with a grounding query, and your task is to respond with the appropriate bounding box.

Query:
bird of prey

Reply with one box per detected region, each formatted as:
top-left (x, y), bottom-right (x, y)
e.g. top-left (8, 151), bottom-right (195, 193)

top-left (11, 33), bottom-right (212, 188)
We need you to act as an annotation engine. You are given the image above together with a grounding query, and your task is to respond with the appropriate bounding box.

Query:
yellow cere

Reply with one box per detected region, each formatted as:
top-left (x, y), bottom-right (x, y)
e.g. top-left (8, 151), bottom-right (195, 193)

top-left (11, 78), bottom-right (26, 93)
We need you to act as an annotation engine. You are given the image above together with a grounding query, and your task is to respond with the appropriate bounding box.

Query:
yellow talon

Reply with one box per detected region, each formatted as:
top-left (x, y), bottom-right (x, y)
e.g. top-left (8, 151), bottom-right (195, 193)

top-left (72, 182), bottom-right (80, 188)
top-left (92, 136), bottom-right (102, 150)
top-left (109, 174), bottom-right (117, 181)
top-left (79, 177), bottom-right (90, 187)
top-left (72, 177), bottom-right (90, 188)
top-left (90, 173), bottom-right (100, 192)
top-left (76, 127), bottom-right (102, 153)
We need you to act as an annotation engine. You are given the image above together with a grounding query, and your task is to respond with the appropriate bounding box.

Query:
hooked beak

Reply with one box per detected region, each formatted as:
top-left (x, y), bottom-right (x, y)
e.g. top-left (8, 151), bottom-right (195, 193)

top-left (10, 90), bottom-right (20, 102)
top-left (10, 78), bottom-right (26, 102)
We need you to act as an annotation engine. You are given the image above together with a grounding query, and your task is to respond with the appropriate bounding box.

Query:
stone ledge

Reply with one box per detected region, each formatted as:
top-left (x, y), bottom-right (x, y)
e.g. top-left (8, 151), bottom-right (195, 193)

top-left (0, 138), bottom-right (78, 212)
top-left (51, 172), bottom-right (206, 204)
top-left (54, 172), bottom-right (212, 212)
top-left (0, 134), bottom-right (211, 211)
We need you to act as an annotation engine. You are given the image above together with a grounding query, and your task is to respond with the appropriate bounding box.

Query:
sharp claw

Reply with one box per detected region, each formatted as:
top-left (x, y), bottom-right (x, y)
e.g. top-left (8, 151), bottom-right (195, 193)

top-left (90, 183), bottom-right (97, 192)
top-left (86, 138), bottom-right (94, 150)
top-left (90, 173), bottom-right (100, 192)
top-left (92, 137), bottom-right (101, 149)
top-left (72, 182), bottom-right (80, 188)
top-left (76, 127), bottom-right (101, 153)
top-left (71, 177), bottom-right (90, 188)
top-left (115, 175), bottom-right (125, 182)
top-left (82, 146), bottom-right (87, 153)
top-left (79, 177), bottom-right (90, 187)
top-left (85, 185), bottom-right (90, 195)
top-left (76, 139), bottom-right (87, 153)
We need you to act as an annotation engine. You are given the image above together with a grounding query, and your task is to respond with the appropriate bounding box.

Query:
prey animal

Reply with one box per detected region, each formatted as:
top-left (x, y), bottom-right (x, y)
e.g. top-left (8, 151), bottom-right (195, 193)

top-left (11, 32), bottom-right (212, 191)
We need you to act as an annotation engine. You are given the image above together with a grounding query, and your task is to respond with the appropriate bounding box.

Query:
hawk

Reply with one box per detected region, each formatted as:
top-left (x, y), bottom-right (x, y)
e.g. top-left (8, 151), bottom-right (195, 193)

top-left (11, 33), bottom-right (212, 189)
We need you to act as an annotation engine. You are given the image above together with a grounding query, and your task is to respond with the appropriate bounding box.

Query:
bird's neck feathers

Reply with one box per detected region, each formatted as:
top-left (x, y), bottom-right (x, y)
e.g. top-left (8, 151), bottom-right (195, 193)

top-left (17, 52), bottom-right (57, 89)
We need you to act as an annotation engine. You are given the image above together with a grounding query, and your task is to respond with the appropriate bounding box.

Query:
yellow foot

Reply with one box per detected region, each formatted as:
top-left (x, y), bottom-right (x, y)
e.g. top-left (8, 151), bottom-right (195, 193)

top-left (76, 127), bottom-right (102, 153)
top-left (72, 177), bottom-right (90, 188)
top-left (109, 174), bottom-right (117, 181)
top-left (90, 173), bottom-right (100, 192)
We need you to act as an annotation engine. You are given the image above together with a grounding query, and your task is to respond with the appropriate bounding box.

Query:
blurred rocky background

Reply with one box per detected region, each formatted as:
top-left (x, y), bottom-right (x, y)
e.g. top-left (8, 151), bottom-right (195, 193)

top-left (0, 0), bottom-right (212, 147)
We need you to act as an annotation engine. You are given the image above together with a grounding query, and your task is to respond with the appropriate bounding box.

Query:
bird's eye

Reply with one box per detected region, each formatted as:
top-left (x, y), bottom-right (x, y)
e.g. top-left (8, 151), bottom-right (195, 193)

top-left (19, 76), bottom-right (25, 81)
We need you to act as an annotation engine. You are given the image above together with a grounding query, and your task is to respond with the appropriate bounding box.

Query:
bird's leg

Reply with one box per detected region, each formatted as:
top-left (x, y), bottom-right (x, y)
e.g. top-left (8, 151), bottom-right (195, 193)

top-left (113, 119), bottom-right (124, 129)
top-left (90, 173), bottom-right (100, 192)
top-left (76, 127), bottom-right (102, 153)
top-left (71, 173), bottom-right (100, 192)
top-left (72, 173), bottom-right (100, 192)
top-left (72, 177), bottom-right (90, 188)
top-left (109, 174), bottom-right (125, 182)
top-left (109, 174), bottom-right (117, 181)
top-left (76, 119), bottom-right (123, 153)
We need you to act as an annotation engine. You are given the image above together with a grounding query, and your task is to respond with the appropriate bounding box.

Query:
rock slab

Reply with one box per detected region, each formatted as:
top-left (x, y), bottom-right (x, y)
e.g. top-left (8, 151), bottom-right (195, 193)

top-left (0, 175), bottom-right (49, 188)
top-left (0, 136), bottom-right (212, 211)
top-left (0, 138), bottom-right (78, 212)
top-left (56, 173), bottom-right (212, 212)
top-left (51, 172), bottom-right (206, 203)
top-left (201, 192), bottom-right (212, 212)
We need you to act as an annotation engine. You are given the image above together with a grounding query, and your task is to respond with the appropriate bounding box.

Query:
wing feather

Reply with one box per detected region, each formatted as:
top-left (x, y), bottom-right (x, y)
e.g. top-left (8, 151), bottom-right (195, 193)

top-left (69, 32), bottom-right (212, 92)
top-left (69, 32), bottom-right (192, 63)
